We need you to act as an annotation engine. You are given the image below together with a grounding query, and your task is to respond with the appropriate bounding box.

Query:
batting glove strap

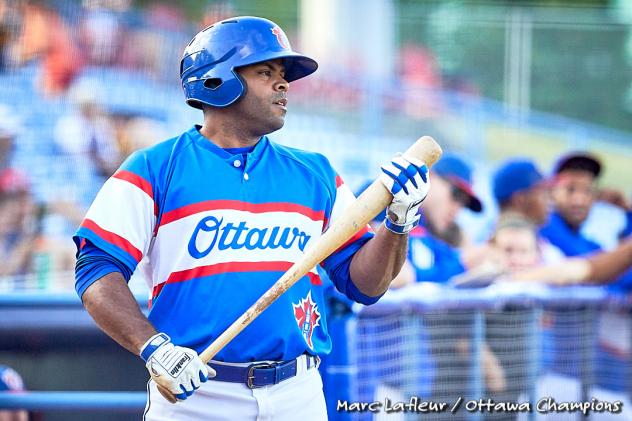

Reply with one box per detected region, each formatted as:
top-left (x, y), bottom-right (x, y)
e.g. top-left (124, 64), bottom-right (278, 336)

top-left (145, 341), bottom-right (211, 401)
top-left (140, 333), bottom-right (171, 363)
top-left (384, 214), bottom-right (420, 234)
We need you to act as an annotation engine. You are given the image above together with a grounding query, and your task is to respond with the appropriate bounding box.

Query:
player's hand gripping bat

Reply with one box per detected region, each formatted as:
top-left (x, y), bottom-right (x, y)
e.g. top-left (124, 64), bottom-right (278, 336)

top-left (157, 136), bottom-right (442, 403)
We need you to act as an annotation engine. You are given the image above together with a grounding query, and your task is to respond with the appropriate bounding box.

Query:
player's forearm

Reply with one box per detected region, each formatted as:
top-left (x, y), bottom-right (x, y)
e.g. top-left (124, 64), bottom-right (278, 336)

top-left (81, 272), bottom-right (157, 355)
top-left (510, 259), bottom-right (589, 285)
top-left (389, 259), bottom-right (416, 289)
top-left (586, 236), bottom-right (632, 283)
top-left (349, 223), bottom-right (408, 296)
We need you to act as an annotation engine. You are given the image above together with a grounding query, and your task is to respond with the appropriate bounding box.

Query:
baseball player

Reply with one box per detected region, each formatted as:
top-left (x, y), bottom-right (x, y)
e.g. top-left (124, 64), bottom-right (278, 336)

top-left (74, 16), bottom-right (430, 420)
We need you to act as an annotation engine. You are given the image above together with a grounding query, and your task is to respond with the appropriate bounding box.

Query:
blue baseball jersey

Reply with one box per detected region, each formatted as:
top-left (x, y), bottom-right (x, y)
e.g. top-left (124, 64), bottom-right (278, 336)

top-left (408, 226), bottom-right (465, 283)
top-left (540, 211), bottom-right (632, 290)
top-left (74, 125), bottom-right (375, 362)
top-left (540, 212), bottom-right (601, 256)
top-left (527, 212), bottom-right (632, 384)
top-left (621, 211), bottom-right (632, 239)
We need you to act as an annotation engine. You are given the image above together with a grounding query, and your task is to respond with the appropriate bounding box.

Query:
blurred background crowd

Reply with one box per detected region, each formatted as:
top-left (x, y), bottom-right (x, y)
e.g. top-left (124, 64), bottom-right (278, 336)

top-left (0, 0), bottom-right (629, 293)
top-left (0, 0), bottom-right (632, 419)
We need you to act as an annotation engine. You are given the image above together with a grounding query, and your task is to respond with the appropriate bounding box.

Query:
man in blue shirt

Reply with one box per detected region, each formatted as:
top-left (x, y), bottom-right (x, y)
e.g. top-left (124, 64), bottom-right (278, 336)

top-left (407, 153), bottom-right (483, 283)
top-left (540, 152), bottom-right (602, 256)
top-left (493, 159), bottom-right (549, 227)
top-left (538, 152), bottom-right (632, 391)
top-left (539, 152), bottom-right (632, 287)
top-left (492, 158), bottom-right (565, 264)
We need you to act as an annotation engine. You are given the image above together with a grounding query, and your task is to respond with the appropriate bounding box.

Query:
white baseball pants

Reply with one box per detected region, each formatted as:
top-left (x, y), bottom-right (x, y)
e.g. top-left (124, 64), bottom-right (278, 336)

top-left (143, 354), bottom-right (328, 421)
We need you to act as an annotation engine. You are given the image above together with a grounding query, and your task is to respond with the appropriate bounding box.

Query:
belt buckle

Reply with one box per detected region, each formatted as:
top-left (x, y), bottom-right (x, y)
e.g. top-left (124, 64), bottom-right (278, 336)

top-left (246, 362), bottom-right (276, 389)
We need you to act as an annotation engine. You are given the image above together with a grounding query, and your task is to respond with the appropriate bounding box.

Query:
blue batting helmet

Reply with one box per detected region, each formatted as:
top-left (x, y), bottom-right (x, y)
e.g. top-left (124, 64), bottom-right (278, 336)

top-left (180, 16), bottom-right (318, 109)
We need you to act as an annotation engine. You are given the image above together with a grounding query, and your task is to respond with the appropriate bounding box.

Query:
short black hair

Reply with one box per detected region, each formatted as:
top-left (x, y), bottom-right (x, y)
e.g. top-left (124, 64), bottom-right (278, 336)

top-left (554, 153), bottom-right (601, 177)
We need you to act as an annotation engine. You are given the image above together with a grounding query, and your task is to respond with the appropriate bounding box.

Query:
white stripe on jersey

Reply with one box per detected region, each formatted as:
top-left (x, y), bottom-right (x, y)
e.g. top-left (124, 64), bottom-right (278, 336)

top-left (85, 177), bottom-right (155, 256)
top-left (149, 210), bottom-right (323, 286)
top-left (328, 183), bottom-right (357, 230)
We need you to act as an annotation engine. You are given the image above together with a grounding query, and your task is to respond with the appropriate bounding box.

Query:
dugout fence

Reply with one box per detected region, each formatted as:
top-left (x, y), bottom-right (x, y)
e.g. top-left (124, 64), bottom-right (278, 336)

top-left (345, 283), bottom-right (632, 421)
top-left (3, 285), bottom-right (632, 420)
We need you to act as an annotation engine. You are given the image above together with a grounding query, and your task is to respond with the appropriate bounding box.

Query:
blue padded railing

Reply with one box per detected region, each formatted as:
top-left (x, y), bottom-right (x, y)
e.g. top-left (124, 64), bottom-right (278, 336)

top-left (0, 391), bottom-right (146, 411)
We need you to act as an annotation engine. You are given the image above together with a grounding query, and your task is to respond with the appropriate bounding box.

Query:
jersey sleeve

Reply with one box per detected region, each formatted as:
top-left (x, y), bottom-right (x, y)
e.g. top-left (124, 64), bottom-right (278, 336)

top-left (74, 239), bottom-right (133, 297)
top-left (320, 173), bottom-right (377, 305)
top-left (73, 150), bottom-right (157, 275)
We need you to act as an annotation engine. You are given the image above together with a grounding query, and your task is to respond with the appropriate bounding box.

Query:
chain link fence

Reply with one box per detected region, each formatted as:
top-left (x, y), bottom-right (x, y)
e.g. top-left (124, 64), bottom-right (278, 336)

top-left (351, 284), bottom-right (632, 421)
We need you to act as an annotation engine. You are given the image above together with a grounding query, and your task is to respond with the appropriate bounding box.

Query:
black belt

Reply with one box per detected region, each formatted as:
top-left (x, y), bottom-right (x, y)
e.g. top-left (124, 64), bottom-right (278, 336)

top-left (208, 355), bottom-right (319, 389)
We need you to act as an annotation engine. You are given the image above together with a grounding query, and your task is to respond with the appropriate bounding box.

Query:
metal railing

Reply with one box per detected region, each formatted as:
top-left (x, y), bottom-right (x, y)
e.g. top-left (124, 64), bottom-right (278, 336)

top-left (350, 283), bottom-right (632, 421)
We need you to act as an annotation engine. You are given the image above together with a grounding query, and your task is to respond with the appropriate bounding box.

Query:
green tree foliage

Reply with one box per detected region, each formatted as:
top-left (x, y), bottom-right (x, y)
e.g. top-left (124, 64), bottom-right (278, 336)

top-left (531, 24), bottom-right (632, 131)
top-left (399, 1), bottom-right (632, 132)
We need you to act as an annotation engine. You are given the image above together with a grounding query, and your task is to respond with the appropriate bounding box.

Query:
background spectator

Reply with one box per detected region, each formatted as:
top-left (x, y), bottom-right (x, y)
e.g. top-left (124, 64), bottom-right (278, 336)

top-left (491, 158), bottom-right (565, 264)
top-left (79, 0), bottom-right (125, 67)
top-left (0, 104), bottom-right (20, 171)
top-left (0, 168), bottom-right (38, 279)
top-left (541, 152), bottom-right (632, 289)
top-left (0, 0), bottom-right (21, 72)
top-left (541, 152), bottom-right (602, 255)
top-left (53, 79), bottom-right (120, 209)
top-left (14, 0), bottom-right (84, 96)
top-left (407, 153), bottom-right (489, 284)
top-left (0, 167), bottom-right (75, 288)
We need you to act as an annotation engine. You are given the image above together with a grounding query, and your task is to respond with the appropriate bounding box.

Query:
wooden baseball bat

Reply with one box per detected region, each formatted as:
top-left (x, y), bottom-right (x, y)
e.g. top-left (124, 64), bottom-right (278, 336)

top-left (157, 136), bottom-right (442, 403)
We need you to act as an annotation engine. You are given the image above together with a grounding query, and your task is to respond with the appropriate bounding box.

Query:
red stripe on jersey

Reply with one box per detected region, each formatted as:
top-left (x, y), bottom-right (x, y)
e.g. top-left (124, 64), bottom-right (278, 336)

top-left (335, 175), bottom-right (343, 188)
top-left (409, 226), bottom-right (427, 238)
top-left (159, 200), bottom-right (325, 227)
top-left (163, 261), bottom-right (321, 286)
top-left (81, 218), bottom-right (143, 263)
top-left (113, 170), bottom-right (153, 199)
top-left (307, 272), bottom-right (322, 286)
top-left (151, 282), bottom-right (166, 302)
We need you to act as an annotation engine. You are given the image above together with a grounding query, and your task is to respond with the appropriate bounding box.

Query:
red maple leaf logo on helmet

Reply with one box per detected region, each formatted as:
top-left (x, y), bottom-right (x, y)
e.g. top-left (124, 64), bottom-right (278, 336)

top-left (293, 291), bottom-right (321, 349)
top-left (271, 26), bottom-right (289, 49)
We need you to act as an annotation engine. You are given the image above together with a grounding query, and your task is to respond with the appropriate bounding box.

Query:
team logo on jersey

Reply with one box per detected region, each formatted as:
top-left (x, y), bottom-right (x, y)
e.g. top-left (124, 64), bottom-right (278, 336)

top-left (271, 26), bottom-right (289, 49)
top-left (293, 291), bottom-right (321, 349)
top-left (188, 215), bottom-right (312, 259)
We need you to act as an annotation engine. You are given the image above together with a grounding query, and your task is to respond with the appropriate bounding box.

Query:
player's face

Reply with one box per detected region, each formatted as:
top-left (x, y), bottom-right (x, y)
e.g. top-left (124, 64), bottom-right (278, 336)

top-left (235, 60), bottom-right (289, 136)
top-left (519, 184), bottom-right (550, 226)
top-left (423, 175), bottom-right (465, 233)
top-left (493, 227), bottom-right (540, 271)
top-left (551, 170), bottom-right (595, 228)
